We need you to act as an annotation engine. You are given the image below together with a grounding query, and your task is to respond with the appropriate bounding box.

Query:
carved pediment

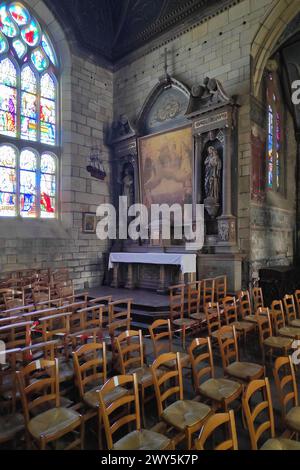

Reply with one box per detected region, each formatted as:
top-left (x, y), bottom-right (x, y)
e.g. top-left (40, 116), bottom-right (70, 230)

top-left (186, 77), bottom-right (234, 117)
top-left (136, 76), bottom-right (190, 135)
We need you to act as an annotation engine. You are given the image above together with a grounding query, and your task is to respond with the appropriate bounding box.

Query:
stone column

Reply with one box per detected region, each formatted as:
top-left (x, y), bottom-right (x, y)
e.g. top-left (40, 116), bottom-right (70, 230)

top-left (217, 122), bottom-right (237, 246)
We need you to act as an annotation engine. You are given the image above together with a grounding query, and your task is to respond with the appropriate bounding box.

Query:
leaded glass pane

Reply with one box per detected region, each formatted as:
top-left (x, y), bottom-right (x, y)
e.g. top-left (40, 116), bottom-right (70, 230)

top-left (0, 145), bottom-right (17, 217)
top-left (41, 73), bottom-right (55, 100)
top-left (21, 17), bottom-right (40, 46)
top-left (0, 84), bottom-right (17, 137)
top-left (20, 149), bottom-right (37, 170)
top-left (0, 31), bottom-right (8, 53)
top-left (9, 2), bottom-right (30, 26)
top-left (0, 4), bottom-right (18, 37)
top-left (21, 66), bottom-right (36, 93)
top-left (41, 34), bottom-right (56, 65)
top-left (41, 153), bottom-right (55, 174)
top-left (0, 58), bottom-right (17, 87)
top-left (12, 38), bottom-right (27, 58)
top-left (31, 47), bottom-right (48, 72)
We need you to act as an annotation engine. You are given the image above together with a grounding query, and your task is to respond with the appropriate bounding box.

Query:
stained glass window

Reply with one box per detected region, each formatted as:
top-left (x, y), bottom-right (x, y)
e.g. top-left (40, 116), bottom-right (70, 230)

top-left (41, 154), bottom-right (56, 218)
top-left (0, 144), bottom-right (16, 216)
top-left (40, 73), bottom-right (55, 145)
top-left (0, 1), bottom-right (58, 218)
top-left (266, 71), bottom-right (283, 192)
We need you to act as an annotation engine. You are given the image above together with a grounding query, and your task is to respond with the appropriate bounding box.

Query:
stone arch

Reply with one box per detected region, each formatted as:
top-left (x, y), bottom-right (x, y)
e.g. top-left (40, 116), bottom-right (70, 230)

top-left (251, 0), bottom-right (300, 97)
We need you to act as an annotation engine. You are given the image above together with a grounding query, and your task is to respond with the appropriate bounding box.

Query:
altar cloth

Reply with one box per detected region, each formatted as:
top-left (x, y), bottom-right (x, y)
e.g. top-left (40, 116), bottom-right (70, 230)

top-left (108, 252), bottom-right (197, 274)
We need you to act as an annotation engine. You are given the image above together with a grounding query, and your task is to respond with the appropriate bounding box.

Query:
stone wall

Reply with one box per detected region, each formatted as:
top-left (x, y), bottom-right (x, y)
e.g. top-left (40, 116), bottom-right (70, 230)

top-left (113, 0), bottom-right (273, 268)
top-left (0, 0), bottom-right (113, 289)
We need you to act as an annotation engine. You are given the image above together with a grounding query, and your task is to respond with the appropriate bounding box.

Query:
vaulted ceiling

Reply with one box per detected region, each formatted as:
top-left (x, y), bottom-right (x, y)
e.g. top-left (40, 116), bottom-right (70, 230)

top-left (44, 0), bottom-right (225, 64)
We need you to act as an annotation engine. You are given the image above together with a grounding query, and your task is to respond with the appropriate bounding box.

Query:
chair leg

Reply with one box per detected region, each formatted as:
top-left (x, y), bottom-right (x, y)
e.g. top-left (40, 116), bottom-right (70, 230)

top-left (80, 416), bottom-right (85, 450)
top-left (141, 386), bottom-right (147, 428)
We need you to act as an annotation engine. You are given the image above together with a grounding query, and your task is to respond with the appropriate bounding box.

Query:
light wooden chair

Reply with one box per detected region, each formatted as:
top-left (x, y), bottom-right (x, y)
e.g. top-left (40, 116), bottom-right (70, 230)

top-left (294, 291), bottom-right (300, 318)
top-left (17, 358), bottom-right (84, 450)
top-left (252, 287), bottom-right (264, 312)
top-left (204, 302), bottom-right (222, 343)
top-left (195, 410), bottom-right (238, 450)
top-left (273, 356), bottom-right (300, 436)
top-left (0, 347), bottom-right (24, 446)
top-left (73, 342), bottom-right (127, 449)
top-left (108, 299), bottom-right (132, 363)
top-left (169, 284), bottom-right (197, 349)
top-left (271, 300), bottom-right (300, 340)
top-left (98, 374), bottom-right (173, 450)
top-left (32, 285), bottom-right (51, 305)
top-left (223, 297), bottom-right (255, 345)
top-left (215, 276), bottom-right (227, 303)
top-left (203, 278), bottom-right (215, 305)
top-left (116, 329), bottom-right (155, 426)
top-left (189, 337), bottom-right (242, 411)
top-left (238, 290), bottom-right (257, 324)
top-left (283, 294), bottom-right (300, 328)
top-left (256, 308), bottom-right (293, 363)
top-left (151, 352), bottom-right (212, 450)
top-left (187, 281), bottom-right (205, 325)
top-left (148, 319), bottom-right (190, 368)
top-left (217, 325), bottom-right (264, 383)
top-left (243, 377), bottom-right (300, 450)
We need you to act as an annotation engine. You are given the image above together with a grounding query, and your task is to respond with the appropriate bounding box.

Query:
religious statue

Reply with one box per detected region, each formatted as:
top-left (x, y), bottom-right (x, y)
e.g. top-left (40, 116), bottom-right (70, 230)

top-left (122, 165), bottom-right (134, 208)
top-left (204, 146), bottom-right (222, 201)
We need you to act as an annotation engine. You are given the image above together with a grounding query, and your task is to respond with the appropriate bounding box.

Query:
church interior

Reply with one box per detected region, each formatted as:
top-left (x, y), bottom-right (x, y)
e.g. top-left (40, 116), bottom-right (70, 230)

top-left (2, 0), bottom-right (300, 452)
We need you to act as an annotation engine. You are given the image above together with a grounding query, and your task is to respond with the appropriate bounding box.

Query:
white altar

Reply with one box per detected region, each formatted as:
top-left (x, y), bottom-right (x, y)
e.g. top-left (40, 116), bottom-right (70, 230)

top-left (108, 252), bottom-right (197, 292)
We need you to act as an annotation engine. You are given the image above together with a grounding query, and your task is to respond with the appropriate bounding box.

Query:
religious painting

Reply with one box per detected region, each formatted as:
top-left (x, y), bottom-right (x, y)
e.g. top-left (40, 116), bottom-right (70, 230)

top-left (138, 126), bottom-right (193, 209)
top-left (83, 212), bottom-right (96, 234)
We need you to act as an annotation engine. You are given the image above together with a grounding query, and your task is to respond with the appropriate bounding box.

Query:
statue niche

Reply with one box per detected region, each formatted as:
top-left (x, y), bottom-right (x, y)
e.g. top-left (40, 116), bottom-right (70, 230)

top-left (121, 162), bottom-right (135, 209)
top-left (203, 139), bottom-right (223, 219)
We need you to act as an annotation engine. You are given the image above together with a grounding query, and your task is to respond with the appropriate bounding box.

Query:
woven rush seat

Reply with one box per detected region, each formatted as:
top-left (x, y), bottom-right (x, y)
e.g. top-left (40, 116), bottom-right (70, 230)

top-left (28, 407), bottom-right (81, 440)
top-left (226, 361), bottom-right (264, 381)
top-left (113, 429), bottom-right (171, 451)
top-left (261, 438), bottom-right (300, 450)
top-left (161, 400), bottom-right (211, 432)
top-left (199, 378), bottom-right (241, 402)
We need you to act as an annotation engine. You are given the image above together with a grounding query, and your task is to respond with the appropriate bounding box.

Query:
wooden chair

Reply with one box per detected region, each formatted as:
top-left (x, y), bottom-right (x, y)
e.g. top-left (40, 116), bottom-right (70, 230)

top-left (73, 342), bottom-right (127, 449)
top-left (283, 294), bottom-right (300, 328)
top-left (256, 308), bottom-right (293, 363)
top-left (238, 290), bottom-right (257, 325)
top-left (243, 377), bottom-right (300, 450)
top-left (189, 337), bottom-right (242, 411)
top-left (149, 319), bottom-right (190, 368)
top-left (203, 278), bottom-right (215, 305)
top-left (273, 356), bottom-right (300, 436)
top-left (32, 285), bottom-right (51, 305)
top-left (252, 287), bottom-right (264, 312)
top-left (98, 374), bottom-right (173, 450)
top-left (0, 321), bottom-right (33, 350)
top-left (217, 325), bottom-right (264, 383)
top-left (187, 281), bottom-right (205, 325)
top-left (223, 297), bottom-right (255, 344)
top-left (271, 300), bottom-right (300, 340)
top-left (116, 329), bottom-right (155, 426)
top-left (169, 284), bottom-right (196, 349)
top-left (108, 299), bottom-right (132, 363)
top-left (77, 304), bottom-right (104, 332)
top-left (151, 352), bottom-right (212, 450)
top-left (17, 358), bottom-right (84, 449)
top-left (195, 410), bottom-right (238, 450)
top-left (204, 302), bottom-right (222, 342)
top-left (89, 295), bottom-right (112, 326)
top-left (215, 276), bottom-right (227, 303)
top-left (295, 291), bottom-right (300, 318)
top-left (0, 348), bottom-right (24, 446)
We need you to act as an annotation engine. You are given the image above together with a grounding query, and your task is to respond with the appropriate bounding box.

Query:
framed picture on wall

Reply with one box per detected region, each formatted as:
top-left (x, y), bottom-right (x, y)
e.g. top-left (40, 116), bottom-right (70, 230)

top-left (82, 212), bottom-right (97, 234)
top-left (138, 125), bottom-right (193, 209)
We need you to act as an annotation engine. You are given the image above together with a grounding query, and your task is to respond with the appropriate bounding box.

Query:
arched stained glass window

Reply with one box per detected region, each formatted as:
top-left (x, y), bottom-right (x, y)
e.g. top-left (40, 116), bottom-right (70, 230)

top-left (0, 1), bottom-right (59, 218)
top-left (266, 70), bottom-right (284, 192)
